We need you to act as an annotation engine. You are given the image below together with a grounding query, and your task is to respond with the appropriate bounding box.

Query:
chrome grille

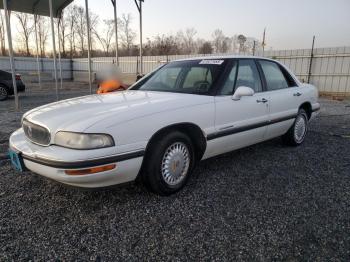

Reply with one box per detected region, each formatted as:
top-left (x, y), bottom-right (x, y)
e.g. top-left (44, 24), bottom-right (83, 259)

top-left (22, 119), bottom-right (51, 146)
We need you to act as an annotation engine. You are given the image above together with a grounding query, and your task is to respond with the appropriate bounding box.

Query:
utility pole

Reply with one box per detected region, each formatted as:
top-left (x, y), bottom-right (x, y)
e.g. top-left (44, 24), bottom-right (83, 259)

top-left (307, 36), bottom-right (316, 84)
top-left (262, 27), bottom-right (266, 54)
top-left (111, 0), bottom-right (119, 66)
top-left (134, 0), bottom-right (144, 75)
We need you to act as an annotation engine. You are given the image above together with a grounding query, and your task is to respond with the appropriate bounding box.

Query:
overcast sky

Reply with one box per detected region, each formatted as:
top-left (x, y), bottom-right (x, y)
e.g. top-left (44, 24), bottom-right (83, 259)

top-left (72, 0), bottom-right (350, 50)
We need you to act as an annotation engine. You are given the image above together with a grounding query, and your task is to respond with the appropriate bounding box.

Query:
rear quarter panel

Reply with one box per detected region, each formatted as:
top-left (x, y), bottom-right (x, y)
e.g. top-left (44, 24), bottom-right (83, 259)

top-left (300, 83), bottom-right (319, 104)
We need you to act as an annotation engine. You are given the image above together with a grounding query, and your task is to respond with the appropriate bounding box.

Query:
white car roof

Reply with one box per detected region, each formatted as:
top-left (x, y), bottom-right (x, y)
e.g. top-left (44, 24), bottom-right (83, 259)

top-left (173, 55), bottom-right (275, 62)
top-left (172, 55), bottom-right (302, 86)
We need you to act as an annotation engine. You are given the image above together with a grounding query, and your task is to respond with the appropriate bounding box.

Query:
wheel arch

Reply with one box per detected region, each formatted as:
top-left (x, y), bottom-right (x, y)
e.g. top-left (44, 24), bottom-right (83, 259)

top-left (144, 122), bottom-right (207, 161)
top-left (299, 102), bottom-right (312, 119)
top-left (0, 82), bottom-right (10, 90)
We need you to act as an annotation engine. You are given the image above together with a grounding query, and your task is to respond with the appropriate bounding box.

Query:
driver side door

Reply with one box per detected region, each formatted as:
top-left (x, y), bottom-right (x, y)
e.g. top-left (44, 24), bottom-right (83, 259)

top-left (207, 59), bottom-right (269, 157)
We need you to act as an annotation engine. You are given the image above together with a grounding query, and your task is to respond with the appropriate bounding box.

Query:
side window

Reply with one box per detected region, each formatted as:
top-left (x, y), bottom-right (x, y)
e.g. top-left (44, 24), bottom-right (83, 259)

top-left (220, 61), bottom-right (238, 95)
top-left (183, 67), bottom-right (212, 91)
top-left (259, 60), bottom-right (289, 91)
top-left (235, 60), bottom-right (262, 93)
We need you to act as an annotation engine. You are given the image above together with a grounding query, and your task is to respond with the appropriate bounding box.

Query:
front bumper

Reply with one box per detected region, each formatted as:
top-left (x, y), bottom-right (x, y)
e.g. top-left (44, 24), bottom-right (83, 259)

top-left (9, 129), bottom-right (144, 188)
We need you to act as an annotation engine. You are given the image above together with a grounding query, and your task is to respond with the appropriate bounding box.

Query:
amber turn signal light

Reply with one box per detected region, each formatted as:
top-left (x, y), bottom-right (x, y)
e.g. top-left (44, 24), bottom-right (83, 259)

top-left (65, 164), bottom-right (116, 176)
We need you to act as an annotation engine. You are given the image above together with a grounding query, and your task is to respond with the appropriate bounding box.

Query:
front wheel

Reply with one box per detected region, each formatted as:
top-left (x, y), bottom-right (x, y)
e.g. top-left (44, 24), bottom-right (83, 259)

top-left (282, 109), bottom-right (308, 146)
top-left (142, 131), bottom-right (196, 195)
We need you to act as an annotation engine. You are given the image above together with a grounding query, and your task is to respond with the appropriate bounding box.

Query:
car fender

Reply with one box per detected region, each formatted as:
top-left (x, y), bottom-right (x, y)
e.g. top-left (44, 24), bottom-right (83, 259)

top-left (85, 101), bottom-right (216, 155)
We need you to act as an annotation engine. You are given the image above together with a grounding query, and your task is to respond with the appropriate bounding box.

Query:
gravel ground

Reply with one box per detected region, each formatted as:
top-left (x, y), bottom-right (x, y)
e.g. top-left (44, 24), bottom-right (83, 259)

top-left (0, 84), bottom-right (349, 261)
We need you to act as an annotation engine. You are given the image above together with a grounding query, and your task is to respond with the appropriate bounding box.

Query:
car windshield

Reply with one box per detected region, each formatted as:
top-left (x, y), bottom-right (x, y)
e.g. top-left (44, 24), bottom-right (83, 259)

top-left (130, 59), bottom-right (227, 95)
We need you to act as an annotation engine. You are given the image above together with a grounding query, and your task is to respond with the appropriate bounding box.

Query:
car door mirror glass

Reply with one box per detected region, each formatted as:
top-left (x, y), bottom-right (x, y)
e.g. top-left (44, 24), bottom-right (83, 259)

top-left (232, 86), bottom-right (255, 100)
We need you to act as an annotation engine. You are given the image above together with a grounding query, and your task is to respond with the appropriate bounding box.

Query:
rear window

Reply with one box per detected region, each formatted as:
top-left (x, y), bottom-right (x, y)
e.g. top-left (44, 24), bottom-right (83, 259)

top-left (259, 60), bottom-right (297, 90)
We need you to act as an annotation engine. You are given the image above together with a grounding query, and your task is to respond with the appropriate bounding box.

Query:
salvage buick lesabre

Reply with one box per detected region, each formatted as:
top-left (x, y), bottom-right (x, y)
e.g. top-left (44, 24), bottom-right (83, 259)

top-left (9, 56), bottom-right (320, 195)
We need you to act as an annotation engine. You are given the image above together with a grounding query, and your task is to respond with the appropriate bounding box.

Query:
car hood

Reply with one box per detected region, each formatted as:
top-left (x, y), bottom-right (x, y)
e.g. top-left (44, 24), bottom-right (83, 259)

top-left (23, 90), bottom-right (213, 133)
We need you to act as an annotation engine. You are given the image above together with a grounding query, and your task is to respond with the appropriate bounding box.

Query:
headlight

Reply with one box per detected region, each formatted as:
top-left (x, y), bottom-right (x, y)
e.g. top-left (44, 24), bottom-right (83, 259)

top-left (55, 131), bottom-right (115, 149)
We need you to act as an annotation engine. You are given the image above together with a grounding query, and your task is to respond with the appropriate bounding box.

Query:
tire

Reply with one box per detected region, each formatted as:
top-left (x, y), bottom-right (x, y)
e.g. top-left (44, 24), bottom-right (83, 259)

top-left (282, 109), bottom-right (308, 146)
top-left (142, 131), bottom-right (196, 195)
top-left (0, 85), bottom-right (8, 101)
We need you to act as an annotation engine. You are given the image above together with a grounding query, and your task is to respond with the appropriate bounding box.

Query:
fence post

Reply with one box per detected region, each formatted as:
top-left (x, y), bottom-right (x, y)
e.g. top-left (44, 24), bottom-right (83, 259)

top-left (307, 36), bottom-right (315, 84)
top-left (136, 57), bottom-right (139, 75)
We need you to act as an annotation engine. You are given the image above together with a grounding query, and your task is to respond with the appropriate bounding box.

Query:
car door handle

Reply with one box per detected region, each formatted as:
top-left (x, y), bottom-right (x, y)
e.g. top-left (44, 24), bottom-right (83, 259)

top-left (256, 98), bottom-right (268, 103)
top-left (293, 92), bottom-right (302, 97)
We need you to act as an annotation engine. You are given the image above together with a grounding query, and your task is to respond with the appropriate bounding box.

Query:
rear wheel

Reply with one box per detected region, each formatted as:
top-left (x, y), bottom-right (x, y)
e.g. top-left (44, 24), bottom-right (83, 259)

top-left (282, 109), bottom-right (308, 146)
top-left (0, 85), bottom-right (8, 101)
top-left (142, 131), bottom-right (196, 195)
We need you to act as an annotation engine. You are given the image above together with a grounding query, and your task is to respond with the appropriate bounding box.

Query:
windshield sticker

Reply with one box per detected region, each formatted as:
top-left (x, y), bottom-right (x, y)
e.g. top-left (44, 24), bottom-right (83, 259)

top-left (199, 60), bottom-right (224, 65)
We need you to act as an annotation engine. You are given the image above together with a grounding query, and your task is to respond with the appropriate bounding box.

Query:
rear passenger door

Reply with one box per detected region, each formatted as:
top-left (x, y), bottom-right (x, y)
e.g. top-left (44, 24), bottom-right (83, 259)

top-left (257, 60), bottom-right (303, 139)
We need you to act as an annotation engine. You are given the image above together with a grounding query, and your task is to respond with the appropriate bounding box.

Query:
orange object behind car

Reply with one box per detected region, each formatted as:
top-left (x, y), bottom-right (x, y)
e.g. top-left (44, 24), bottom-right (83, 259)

top-left (97, 79), bottom-right (128, 94)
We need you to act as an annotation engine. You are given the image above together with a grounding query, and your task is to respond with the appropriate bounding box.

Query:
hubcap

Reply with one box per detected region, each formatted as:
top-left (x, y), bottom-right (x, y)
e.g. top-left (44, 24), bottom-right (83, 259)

top-left (161, 142), bottom-right (190, 186)
top-left (294, 114), bottom-right (307, 143)
top-left (0, 87), bottom-right (6, 99)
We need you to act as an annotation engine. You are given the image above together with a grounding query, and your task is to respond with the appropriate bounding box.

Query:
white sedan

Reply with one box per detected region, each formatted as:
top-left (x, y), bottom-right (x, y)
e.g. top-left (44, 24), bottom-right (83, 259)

top-left (9, 56), bottom-right (320, 195)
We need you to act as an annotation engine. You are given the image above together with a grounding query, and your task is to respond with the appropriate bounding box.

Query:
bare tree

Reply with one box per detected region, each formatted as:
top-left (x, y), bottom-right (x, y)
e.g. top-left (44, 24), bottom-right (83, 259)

top-left (0, 11), bottom-right (6, 55)
top-left (222, 37), bottom-right (232, 53)
top-left (151, 34), bottom-right (179, 55)
top-left (75, 6), bottom-right (86, 55)
top-left (88, 11), bottom-right (99, 53)
top-left (237, 34), bottom-right (247, 52)
top-left (212, 29), bottom-right (225, 53)
top-left (15, 12), bottom-right (35, 56)
top-left (175, 28), bottom-right (197, 54)
top-left (199, 41), bottom-right (213, 54)
top-left (65, 5), bottom-right (79, 58)
top-left (175, 31), bottom-right (185, 54)
top-left (58, 10), bottom-right (69, 57)
top-left (231, 35), bottom-right (240, 53)
top-left (245, 37), bottom-right (261, 54)
top-left (211, 30), bottom-right (233, 53)
top-left (93, 19), bottom-right (115, 56)
top-left (119, 13), bottom-right (136, 55)
top-left (72, 5), bottom-right (99, 56)
top-left (183, 28), bottom-right (197, 53)
top-left (37, 16), bottom-right (49, 57)
top-left (11, 9), bottom-right (263, 58)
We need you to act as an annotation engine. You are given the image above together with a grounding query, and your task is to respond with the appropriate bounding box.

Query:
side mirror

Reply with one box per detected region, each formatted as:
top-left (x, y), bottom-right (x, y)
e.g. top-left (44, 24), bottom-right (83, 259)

top-left (232, 86), bottom-right (255, 101)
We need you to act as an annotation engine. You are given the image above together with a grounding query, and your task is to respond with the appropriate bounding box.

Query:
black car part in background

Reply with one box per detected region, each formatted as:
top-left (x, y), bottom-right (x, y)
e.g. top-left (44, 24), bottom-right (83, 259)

top-left (0, 70), bottom-right (25, 101)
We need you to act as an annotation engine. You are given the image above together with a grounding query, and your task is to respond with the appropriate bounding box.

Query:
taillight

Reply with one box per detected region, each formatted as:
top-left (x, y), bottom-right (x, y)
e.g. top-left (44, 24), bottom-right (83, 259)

top-left (15, 74), bottom-right (21, 80)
